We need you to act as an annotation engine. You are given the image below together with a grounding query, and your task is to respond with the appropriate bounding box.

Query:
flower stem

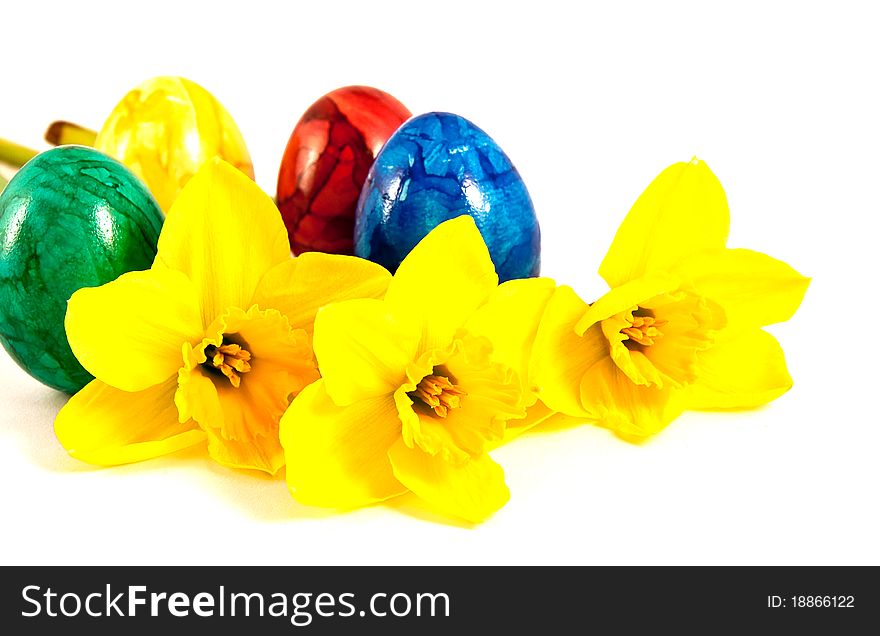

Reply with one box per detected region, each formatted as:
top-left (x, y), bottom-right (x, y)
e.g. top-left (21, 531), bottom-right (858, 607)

top-left (45, 121), bottom-right (97, 147)
top-left (0, 138), bottom-right (39, 168)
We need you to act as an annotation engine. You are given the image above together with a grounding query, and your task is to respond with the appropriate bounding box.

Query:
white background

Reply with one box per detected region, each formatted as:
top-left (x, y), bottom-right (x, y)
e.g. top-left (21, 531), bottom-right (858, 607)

top-left (1, 1), bottom-right (877, 565)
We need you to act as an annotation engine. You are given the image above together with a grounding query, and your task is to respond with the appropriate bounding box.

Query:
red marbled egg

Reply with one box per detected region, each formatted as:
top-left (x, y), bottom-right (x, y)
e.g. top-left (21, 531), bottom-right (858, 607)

top-left (277, 86), bottom-right (411, 255)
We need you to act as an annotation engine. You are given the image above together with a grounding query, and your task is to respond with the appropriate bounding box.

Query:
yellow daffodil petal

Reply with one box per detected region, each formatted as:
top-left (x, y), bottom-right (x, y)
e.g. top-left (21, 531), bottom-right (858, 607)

top-left (602, 289), bottom-right (726, 390)
top-left (179, 369), bottom-right (286, 474)
top-left (313, 298), bottom-right (419, 406)
top-left (575, 272), bottom-right (680, 335)
top-left (65, 268), bottom-right (202, 392)
top-left (464, 277), bottom-right (557, 406)
top-left (204, 426), bottom-right (284, 475)
top-left (530, 286), bottom-right (609, 418)
top-left (388, 438), bottom-right (509, 524)
top-left (384, 216), bottom-right (498, 354)
top-left (55, 378), bottom-right (205, 466)
top-left (253, 252), bottom-right (392, 334)
top-left (393, 355), bottom-right (435, 455)
top-left (639, 292), bottom-right (725, 386)
top-left (599, 159), bottom-right (730, 287)
top-left (395, 398), bottom-right (471, 464)
top-left (529, 411), bottom-right (593, 434)
top-left (175, 306), bottom-right (317, 474)
top-left (439, 336), bottom-right (525, 452)
top-left (488, 400), bottom-right (559, 450)
top-left (395, 336), bottom-right (524, 461)
top-left (155, 158), bottom-right (290, 328)
top-left (685, 329), bottom-right (793, 410)
top-left (672, 248), bottom-right (810, 333)
top-left (579, 356), bottom-right (682, 439)
top-left (601, 312), bottom-right (666, 387)
top-left (281, 380), bottom-right (407, 508)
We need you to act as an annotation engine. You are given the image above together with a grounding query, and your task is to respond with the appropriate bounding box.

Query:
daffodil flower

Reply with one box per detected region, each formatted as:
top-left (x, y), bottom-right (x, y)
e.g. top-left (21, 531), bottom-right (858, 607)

top-left (530, 159), bottom-right (810, 439)
top-left (55, 159), bottom-right (391, 473)
top-left (281, 216), bottom-right (553, 523)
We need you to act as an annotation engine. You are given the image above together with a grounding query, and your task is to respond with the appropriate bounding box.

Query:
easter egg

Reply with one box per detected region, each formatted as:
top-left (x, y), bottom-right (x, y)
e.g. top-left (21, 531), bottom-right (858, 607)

top-left (0, 146), bottom-right (164, 392)
top-left (354, 112), bottom-right (540, 282)
top-left (277, 86), bottom-right (411, 255)
top-left (95, 76), bottom-right (253, 213)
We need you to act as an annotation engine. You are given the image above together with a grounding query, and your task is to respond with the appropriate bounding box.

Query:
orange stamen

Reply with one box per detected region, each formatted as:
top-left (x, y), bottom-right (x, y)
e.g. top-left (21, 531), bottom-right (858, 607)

top-left (410, 373), bottom-right (466, 418)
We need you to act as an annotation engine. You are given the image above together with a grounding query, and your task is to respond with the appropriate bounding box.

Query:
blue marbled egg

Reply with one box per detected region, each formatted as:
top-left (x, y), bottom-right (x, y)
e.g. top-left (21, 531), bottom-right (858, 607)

top-left (354, 112), bottom-right (540, 282)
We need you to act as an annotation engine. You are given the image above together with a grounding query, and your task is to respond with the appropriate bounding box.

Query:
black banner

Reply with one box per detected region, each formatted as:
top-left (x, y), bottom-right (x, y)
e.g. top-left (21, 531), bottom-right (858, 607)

top-left (1, 566), bottom-right (876, 633)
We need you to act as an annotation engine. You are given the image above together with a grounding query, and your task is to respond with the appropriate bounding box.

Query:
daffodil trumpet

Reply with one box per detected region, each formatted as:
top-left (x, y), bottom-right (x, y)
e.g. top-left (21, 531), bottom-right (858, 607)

top-left (530, 158), bottom-right (810, 440)
top-left (55, 158), bottom-right (392, 474)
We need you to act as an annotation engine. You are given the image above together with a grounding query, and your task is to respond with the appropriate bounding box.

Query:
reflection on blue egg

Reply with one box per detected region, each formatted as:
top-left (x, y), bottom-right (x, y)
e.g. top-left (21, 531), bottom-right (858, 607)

top-left (354, 112), bottom-right (540, 282)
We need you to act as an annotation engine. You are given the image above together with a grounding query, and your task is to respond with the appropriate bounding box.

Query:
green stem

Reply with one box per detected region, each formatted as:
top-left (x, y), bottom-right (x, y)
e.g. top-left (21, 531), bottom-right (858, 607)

top-left (0, 138), bottom-right (39, 168)
top-left (45, 121), bottom-right (98, 147)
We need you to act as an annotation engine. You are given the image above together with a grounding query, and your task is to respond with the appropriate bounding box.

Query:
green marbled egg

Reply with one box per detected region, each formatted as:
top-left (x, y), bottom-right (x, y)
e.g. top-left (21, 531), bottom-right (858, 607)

top-left (0, 146), bottom-right (163, 393)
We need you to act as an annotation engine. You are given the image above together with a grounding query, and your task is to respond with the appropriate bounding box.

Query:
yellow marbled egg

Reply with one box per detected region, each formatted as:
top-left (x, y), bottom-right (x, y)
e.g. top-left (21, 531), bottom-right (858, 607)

top-left (94, 76), bottom-right (254, 212)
